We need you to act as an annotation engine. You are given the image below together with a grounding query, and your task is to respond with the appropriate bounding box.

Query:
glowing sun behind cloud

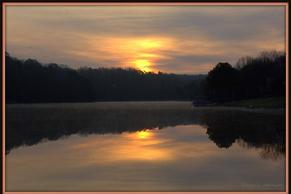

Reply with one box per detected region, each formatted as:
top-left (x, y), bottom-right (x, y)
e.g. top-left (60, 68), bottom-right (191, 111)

top-left (83, 36), bottom-right (174, 73)
top-left (133, 59), bottom-right (152, 72)
top-left (6, 6), bottom-right (285, 74)
top-left (135, 130), bottom-right (153, 139)
top-left (135, 39), bottom-right (163, 49)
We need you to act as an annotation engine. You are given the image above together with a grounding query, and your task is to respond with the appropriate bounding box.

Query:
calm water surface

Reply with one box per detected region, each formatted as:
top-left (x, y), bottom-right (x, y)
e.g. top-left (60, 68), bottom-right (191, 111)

top-left (6, 102), bottom-right (285, 191)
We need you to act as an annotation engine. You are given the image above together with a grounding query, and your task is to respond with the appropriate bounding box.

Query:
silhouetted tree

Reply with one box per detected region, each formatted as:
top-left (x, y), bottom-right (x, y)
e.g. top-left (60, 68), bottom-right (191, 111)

top-left (199, 51), bottom-right (286, 103)
top-left (205, 62), bottom-right (239, 102)
top-left (238, 51), bottom-right (285, 99)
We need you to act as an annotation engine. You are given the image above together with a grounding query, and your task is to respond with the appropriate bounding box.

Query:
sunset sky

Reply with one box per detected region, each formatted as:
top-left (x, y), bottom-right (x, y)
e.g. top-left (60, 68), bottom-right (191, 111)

top-left (6, 5), bottom-right (285, 74)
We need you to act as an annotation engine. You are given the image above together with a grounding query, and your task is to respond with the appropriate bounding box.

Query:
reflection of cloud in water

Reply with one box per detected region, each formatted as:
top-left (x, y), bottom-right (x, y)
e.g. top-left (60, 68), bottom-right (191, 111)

top-left (71, 127), bottom-right (176, 163)
top-left (69, 125), bottom-right (237, 165)
top-left (6, 124), bottom-right (285, 191)
top-left (119, 129), bottom-right (171, 161)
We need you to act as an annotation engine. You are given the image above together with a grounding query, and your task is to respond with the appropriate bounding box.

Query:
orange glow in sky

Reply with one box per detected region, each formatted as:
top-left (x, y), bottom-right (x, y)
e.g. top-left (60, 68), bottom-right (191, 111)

top-left (135, 130), bottom-right (153, 139)
top-left (127, 38), bottom-right (168, 72)
top-left (135, 39), bottom-right (163, 49)
top-left (6, 6), bottom-right (285, 74)
top-left (133, 59), bottom-right (153, 72)
top-left (86, 37), bottom-right (174, 73)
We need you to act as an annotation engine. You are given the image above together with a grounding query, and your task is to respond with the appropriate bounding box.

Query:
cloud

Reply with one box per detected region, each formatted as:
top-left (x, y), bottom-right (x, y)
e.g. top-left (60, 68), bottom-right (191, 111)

top-left (6, 5), bottom-right (285, 73)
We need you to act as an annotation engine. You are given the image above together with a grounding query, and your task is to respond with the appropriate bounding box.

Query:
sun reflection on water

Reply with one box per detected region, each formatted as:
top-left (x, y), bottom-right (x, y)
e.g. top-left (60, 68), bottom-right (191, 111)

top-left (120, 129), bottom-right (172, 161)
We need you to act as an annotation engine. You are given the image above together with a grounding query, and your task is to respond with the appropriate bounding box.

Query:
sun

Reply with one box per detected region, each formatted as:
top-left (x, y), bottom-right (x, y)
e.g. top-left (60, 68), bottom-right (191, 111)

top-left (97, 37), bottom-right (173, 72)
top-left (129, 38), bottom-right (171, 72)
top-left (133, 59), bottom-right (153, 72)
top-left (136, 131), bottom-right (152, 139)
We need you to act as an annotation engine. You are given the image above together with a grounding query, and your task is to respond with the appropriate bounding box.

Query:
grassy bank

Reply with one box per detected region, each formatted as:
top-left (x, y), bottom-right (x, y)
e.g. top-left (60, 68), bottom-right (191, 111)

top-left (221, 97), bottom-right (286, 109)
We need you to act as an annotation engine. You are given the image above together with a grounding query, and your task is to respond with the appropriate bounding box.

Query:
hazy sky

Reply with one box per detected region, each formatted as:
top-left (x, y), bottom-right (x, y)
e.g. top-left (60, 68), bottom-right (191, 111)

top-left (6, 5), bottom-right (285, 74)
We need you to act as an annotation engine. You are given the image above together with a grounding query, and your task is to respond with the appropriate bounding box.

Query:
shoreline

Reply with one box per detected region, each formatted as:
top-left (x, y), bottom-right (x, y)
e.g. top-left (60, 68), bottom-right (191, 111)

top-left (192, 106), bottom-right (285, 114)
top-left (6, 101), bottom-right (285, 115)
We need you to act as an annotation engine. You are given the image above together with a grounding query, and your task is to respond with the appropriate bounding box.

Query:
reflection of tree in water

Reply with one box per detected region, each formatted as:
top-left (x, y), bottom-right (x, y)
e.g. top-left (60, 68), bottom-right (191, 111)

top-left (206, 127), bottom-right (238, 148)
top-left (6, 107), bottom-right (201, 154)
top-left (237, 140), bottom-right (284, 160)
top-left (6, 105), bottom-right (285, 160)
top-left (203, 111), bottom-right (285, 160)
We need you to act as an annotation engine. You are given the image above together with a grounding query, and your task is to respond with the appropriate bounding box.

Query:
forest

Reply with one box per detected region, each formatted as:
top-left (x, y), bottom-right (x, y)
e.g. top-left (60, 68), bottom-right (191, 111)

top-left (5, 53), bottom-right (204, 103)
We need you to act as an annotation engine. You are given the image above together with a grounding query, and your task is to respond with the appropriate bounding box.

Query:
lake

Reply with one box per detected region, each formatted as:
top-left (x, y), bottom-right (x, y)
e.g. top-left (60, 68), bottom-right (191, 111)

top-left (5, 102), bottom-right (286, 191)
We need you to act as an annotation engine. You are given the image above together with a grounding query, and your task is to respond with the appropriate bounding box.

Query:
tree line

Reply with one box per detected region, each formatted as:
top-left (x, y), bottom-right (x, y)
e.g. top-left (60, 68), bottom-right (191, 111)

top-left (6, 50), bottom-right (285, 104)
top-left (6, 53), bottom-right (204, 103)
top-left (199, 51), bottom-right (286, 103)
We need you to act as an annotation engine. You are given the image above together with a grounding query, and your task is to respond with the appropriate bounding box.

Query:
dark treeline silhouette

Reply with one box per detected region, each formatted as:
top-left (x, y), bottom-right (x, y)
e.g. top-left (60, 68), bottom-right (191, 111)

top-left (6, 103), bottom-right (285, 160)
top-left (6, 53), bottom-right (204, 103)
top-left (6, 50), bottom-right (285, 104)
top-left (78, 67), bottom-right (203, 101)
top-left (200, 51), bottom-right (286, 103)
top-left (6, 53), bottom-right (94, 103)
